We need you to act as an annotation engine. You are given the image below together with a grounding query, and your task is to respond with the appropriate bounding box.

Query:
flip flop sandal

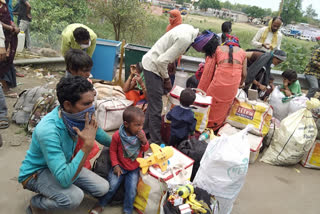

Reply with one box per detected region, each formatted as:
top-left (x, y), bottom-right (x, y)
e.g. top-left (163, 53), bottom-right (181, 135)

top-left (89, 207), bottom-right (104, 214)
top-left (4, 92), bottom-right (18, 98)
top-left (0, 119), bottom-right (9, 129)
top-left (16, 72), bottom-right (25, 77)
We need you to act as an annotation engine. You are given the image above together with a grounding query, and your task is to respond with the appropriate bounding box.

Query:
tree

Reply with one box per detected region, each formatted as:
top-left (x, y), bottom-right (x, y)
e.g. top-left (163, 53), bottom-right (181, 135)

top-left (281, 0), bottom-right (303, 25)
top-left (90, 0), bottom-right (148, 41)
top-left (31, 0), bottom-right (89, 47)
top-left (199, 0), bottom-right (221, 11)
top-left (244, 6), bottom-right (266, 18)
top-left (305, 4), bottom-right (318, 19)
top-left (221, 0), bottom-right (232, 9)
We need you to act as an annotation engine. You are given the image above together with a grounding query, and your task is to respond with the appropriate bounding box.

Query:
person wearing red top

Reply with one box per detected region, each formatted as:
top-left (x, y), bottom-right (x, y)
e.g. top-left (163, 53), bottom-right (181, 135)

top-left (90, 106), bottom-right (149, 214)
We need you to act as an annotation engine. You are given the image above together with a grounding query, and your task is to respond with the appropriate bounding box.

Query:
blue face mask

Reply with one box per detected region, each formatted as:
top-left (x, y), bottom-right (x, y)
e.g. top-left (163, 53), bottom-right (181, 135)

top-left (61, 105), bottom-right (95, 138)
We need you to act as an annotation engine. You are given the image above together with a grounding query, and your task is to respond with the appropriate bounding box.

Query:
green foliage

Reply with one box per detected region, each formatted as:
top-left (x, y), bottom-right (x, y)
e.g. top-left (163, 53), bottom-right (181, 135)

top-left (199, 0), bottom-right (221, 11)
top-left (276, 39), bottom-right (315, 73)
top-left (90, 0), bottom-right (148, 41)
top-left (282, 0), bottom-right (303, 25)
top-left (31, 0), bottom-right (89, 49)
top-left (304, 4), bottom-right (318, 19)
top-left (244, 6), bottom-right (266, 19)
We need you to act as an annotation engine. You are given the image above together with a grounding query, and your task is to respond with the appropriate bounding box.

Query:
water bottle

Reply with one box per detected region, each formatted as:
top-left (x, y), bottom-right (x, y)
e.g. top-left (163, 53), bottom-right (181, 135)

top-left (199, 130), bottom-right (210, 141)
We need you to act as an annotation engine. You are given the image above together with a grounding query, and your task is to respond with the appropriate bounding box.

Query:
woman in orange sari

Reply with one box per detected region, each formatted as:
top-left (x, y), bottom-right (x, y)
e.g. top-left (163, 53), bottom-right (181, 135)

top-left (198, 33), bottom-right (247, 131)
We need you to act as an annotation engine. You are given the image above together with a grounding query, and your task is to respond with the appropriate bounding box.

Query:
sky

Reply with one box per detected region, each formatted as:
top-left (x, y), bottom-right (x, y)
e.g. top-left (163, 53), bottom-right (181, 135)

top-left (220, 0), bottom-right (320, 17)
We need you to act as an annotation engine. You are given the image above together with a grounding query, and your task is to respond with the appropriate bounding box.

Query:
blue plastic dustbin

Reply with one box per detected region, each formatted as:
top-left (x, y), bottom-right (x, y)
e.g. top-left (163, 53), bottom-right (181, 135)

top-left (91, 38), bottom-right (122, 81)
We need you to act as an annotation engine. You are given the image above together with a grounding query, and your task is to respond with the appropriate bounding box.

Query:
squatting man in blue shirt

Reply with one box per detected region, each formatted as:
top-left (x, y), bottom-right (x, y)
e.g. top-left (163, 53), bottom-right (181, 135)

top-left (18, 76), bottom-right (112, 213)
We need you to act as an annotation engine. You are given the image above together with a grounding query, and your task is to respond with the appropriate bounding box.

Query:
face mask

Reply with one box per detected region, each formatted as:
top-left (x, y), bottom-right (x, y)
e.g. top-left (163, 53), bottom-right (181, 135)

top-left (61, 105), bottom-right (95, 138)
top-left (80, 40), bottom-right (91, 49)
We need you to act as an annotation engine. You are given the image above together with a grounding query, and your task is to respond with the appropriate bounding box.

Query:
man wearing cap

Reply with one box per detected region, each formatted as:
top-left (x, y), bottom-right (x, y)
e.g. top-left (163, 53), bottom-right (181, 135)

top-left (305, 37), bottom-right (320, 99)
top-left (141, 24), bottom-right (213, 144)
top-left (252, 17), bottom-right (283, 52)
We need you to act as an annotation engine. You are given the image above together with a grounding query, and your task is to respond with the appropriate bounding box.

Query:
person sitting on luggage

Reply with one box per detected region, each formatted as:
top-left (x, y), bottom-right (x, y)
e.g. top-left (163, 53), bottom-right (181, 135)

top-left (166, 88), bottom-right (197, 148)
top-left (64, 48), bottom-right (99, 169)
top-left (90, 106), bottom-right (149, 214)
top-left (123, 63), bottom-right (147, 106)
top-left (280, 69), bottom-right (301, 97)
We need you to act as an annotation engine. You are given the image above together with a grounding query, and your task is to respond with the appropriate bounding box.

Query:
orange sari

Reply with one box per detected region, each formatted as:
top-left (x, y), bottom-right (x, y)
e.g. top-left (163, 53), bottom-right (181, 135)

top-left (198, 47), bottom-right (246, 130)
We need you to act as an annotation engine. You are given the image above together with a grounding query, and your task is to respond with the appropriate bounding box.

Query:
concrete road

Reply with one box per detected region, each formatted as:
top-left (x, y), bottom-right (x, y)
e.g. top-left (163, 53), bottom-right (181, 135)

top-left (1, 68), bottom-right (319, 214)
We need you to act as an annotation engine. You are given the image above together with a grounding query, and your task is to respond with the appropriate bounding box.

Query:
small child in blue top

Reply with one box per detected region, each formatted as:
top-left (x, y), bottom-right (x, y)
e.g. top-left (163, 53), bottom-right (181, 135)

top-left (166, 88), bottom-right (197, 147)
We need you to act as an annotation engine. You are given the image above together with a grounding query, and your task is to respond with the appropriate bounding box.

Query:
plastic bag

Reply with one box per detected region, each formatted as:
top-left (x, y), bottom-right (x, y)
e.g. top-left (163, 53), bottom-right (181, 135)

top-left (288, 96), bottom-right (309, 115)
top-left (261, 98), bottom-right (320, 165)
top-left (269, 86), bottom-right (289, 121)
top-left (193, 125), bottom-right (251, 199)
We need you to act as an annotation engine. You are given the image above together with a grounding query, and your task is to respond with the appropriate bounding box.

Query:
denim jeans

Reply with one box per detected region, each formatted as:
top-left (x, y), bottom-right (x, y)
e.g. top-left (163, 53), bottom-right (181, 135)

top-left (0, 86), bottom-right (8, 119)
top-left (143, 70), bottom-right (164, 144)
top-left (99, 167), bottom-right (139, 214)
top-left (305, 74), bottom-right (320, 99)
top-left (24, 167), bottom-right (109, 210)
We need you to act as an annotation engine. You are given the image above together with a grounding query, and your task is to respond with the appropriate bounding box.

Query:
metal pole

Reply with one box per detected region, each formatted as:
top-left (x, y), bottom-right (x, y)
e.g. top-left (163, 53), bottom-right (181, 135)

top-left (278, 0), bottom-right (284, 17)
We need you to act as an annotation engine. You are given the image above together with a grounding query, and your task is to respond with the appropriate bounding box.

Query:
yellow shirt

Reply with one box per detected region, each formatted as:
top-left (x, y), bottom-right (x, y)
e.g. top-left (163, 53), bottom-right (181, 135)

top-left (61, 23), bottom-right (97, 57)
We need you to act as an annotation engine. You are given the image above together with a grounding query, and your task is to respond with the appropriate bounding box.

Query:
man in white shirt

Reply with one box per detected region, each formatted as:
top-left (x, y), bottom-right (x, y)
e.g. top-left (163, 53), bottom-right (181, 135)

top-left (141, 24), bottom-right (206, 144)
top-left (0, 25), bottom-right (9, 139)
top-left (251, 17), bottom-right (283, 52)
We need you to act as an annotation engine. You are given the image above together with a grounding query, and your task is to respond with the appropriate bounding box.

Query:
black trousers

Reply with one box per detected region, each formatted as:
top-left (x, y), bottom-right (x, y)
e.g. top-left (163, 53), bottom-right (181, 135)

top-left (143, 70), bottom-right (164, 144)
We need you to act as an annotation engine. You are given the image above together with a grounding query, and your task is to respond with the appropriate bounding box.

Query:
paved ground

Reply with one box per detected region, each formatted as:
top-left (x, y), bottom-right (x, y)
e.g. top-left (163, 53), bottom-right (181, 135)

top-left (1, 68), bottom-right (320, 214)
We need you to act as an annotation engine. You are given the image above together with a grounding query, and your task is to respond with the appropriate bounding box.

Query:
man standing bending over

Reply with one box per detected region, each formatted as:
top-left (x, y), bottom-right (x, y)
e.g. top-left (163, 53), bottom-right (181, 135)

top-left (18, 76), bottom-right (111, 213)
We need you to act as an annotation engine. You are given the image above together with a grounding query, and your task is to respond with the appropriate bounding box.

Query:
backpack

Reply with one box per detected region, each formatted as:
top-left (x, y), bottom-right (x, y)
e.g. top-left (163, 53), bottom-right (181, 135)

top-left (92, 146), bottom-right (125, 204)
top-left (27, 91), bottom-right (58, 133)
top-left (177, 137), bottom-right (208, 181)
top-left (12, 85), bottom-right (53, 125)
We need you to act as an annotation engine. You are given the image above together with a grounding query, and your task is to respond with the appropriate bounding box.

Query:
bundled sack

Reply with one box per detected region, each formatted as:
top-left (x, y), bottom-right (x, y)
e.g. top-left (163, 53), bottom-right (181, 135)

top-left (96, 98), bottom-right (133, 131)
top-left (134, 147), bottom-right (194, 214)
top-left (27, 92), bottom-right (58, 133)
top-left (301, 140), bottom-right (320, 169)
top-left (218, 123), bottom-right (263, 164)
top-left (193, 127), bottom-right (251, 198)
top-left (193, 126), bottom-right (251, 214)
top-left (288, 96), bottom-right (309, 115)
top-left (226, 98), bottom-right (272, 136)
top-left (261, 98), bottom-right (320, 166)
top-left (269, 86), bottom-right (289, 121)
top-left (93, 83), bottom-right (126, 100)
top-left (12, 85), bottom-right (53, 125)
top-left (165, 86), bottom-right (212, 132)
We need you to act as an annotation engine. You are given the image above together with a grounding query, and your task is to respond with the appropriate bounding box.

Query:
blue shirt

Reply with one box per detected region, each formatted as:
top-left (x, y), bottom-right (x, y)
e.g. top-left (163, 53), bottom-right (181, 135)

top-left (166, 105), bottom-right (196, 139)
top-left (18, 106), bottom-right (111, 188)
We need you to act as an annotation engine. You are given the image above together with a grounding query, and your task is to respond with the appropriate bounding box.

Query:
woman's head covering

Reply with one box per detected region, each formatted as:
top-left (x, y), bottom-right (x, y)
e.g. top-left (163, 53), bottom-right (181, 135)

top-left (273, 49), bottom-right (287, 62)
top-left (166, 10), bottom-right (182, 32)
top-left (192, 30), bottom-right (216, 52)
